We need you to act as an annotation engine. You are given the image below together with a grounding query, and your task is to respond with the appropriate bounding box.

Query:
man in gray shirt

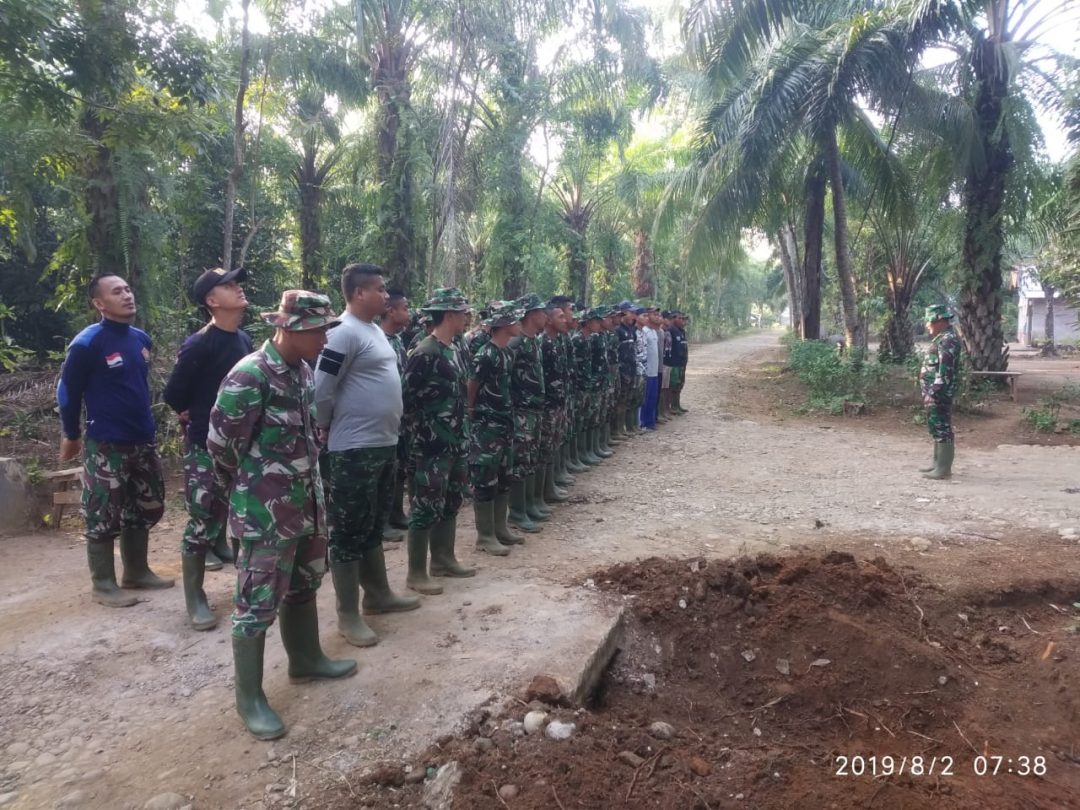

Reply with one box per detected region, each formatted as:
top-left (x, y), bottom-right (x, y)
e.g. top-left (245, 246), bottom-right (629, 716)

top-left (315, 263), bottom-right (420, 648)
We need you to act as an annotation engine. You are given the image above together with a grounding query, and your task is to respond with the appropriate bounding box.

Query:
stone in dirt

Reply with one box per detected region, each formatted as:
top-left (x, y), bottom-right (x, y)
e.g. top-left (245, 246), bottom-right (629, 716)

top-left (545, 720), bottom-right (576, 740)
top-left (472, 737), bottom-right (494, 754)
top-left (422, 761), bottom-right (462, 810)
top-left (143, 793), bottom-right (191, 810)
top-left (648, 721), bottom-right (675, 740)
top-left (523, 710), bottom-right (548, 734)
top-left (909, 537), bottom-right (932, 552)
top-left (688, 757), bottom-right (711, 777)
top-left (524, 674), bottom-right (563, 704)
top-left (54, 790), bottom-right (86, 808)
top-left (618, 751), bottom-right (645, 768)
top-left (498, 784), bottom-right (519, 800)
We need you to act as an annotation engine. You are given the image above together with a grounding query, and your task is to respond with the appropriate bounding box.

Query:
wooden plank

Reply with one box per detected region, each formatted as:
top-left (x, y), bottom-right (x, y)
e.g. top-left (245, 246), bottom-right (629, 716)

top-left (969, 371), bottom-right (1022, 378)
top-left (43, 468), bottom-right (82, 480)
top-left (52, 490), bottom-right (82, 506)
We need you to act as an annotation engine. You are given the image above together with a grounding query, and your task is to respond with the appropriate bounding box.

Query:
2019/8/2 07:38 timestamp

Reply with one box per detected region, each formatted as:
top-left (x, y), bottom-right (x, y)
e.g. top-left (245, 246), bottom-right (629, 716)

top-left (834, 755), bottom-right (1048, 777)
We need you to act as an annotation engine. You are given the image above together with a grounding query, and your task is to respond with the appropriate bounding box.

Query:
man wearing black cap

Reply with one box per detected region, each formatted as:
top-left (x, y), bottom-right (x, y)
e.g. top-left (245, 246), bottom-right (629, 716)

top-left (164, 267), bottom-right (253, 630)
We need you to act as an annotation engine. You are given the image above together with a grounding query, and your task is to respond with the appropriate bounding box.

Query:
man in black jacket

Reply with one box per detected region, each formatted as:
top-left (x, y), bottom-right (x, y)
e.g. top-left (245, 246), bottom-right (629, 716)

top-left (666, 311), bottom-right (689, 414)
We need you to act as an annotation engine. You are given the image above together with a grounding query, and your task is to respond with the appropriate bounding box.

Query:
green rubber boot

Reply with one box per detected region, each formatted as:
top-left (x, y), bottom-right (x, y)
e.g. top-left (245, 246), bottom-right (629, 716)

top-left (211, 532), bottom-right (235, 564)
top-left (508, 480), bottom-right (541, 533)
top-left (554, 446), bottom-right (576, 486)
top-left (360, 545), bottom-right (420, 614)
top-left (919, 444), bottom-right (939, 473)
top-left (182, 554), bottom-right (217, 631)
top-left (119, 527), bottom-right (174, 590)
top-left (564, 438), bottom-right (588, 473)
top-left (593, 428), bottom-right (612, 459)
top-left (389, 476), bottom-right (409, 530)
top-left (232, 634), bottom-right (286, 741)
top-left (493, 491), bottom-right (525, 544)
top-left (579, 431), bottom-right (600, 466)
top-left (330, 560), bottom-right (378, 647)
top-left (599, 423), bottom-right (614, 454)
top-left (923, 442), bottom-right (954, 480)
top-left (405, 527), bottom-right (443, 595)
top-left (429, 515), bottom-right (476, 577)
top-left (205, 548), bottom-right (224, 571)
top-left (544, 462), bottom-right (568, 502)
top-left (474, 499), bottom-right (510, 556)
top-left (87, 541), bottom-right (138, 607)
top-left (525, 473), bottom-right (549, 521)
top-left (381, 519), bottom-right (405, 542)
top-left (279, 599), bottom-right (358, 683)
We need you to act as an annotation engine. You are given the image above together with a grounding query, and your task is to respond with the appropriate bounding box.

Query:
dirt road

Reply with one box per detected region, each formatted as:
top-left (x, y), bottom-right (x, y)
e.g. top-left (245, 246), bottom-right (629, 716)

top-left (1, 331), bottom-right (1078, 809)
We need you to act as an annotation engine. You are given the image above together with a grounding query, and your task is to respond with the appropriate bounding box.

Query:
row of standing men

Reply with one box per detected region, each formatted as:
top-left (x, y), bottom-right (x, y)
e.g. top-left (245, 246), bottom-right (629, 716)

top-left (55, 263), bottom-right (690, 741)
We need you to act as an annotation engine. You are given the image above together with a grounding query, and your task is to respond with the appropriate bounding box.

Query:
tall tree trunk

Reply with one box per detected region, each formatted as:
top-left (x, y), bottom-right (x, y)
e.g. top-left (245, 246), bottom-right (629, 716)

top-left (880, 296), bottom-right (915, 362)
top-left (295, 145), bottom-right (323, 291)
top-left (222, 0), bottom-right (252, 273)
top-left (374, 39), bottom-right (416, 294)
top-left (631, 228), bottom-right (654, 299)
top-left (825, 128), bottom-right (861, 352)
top-left (801, 166), bottom-right (826, 340)
top-left (1042, 282), bottom-right (1057, 355)
top-left (776, 226), bottom-right (801, 336)
top-left (567, 226), bottom-right (589, 304)
top-left (958, 33), bottom-right (1012, 372)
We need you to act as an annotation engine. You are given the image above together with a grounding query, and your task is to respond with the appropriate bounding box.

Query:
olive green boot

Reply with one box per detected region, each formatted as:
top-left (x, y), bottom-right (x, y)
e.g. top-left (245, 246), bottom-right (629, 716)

top-left (493, 492), bottom-right (524, 545)
top-left (204, 548), bottom-right (224, 571)
top-left (329, 560), bottom-right (378, 647)
top-left (923, 442), bottom-right (954, 480)
top-left (429, 515), bottom-right (476, 577)
top-left (579, 431), bottom-right (600, 465)
top-left (279, 599), bottom-right (358, 683)
top-left (182, 554), bottom-right (217, 631)
top-left (87, 541), bottom-right (138, 608)
top-left (534, 467), bottom-right (555, 514)
top-left (544, 462), bottom-right (568, 502)
top-left (564, 438), bottom-right (588, 473)
top-left (232, 634), bottom-right (286, 741)
top-left (389, 477), bottom-right (409, 530)
top-left (525, 473), bottom-right (549, 521)
top-left (474, 499), bottom-right (510, 556)
top-left (599, 423), bottom-right (614, 454)
top-left (405, 527), bottom-right (443, 595)
top-left (119, 527), bottom-right (174, 590)
top-left (360, 545), bottom-right (420, 614)
top-left (211, 532), bottom-right (235, 564)
top-left (919, 444), bottom-right (939, 473)
top-left (509, 480), bottom-right (541, 533)
top-left (593, 428), bottom-right (612, 459)
top-left (381, 518), bottom-right (405, 542)
top-left (554, 446), bottom-right (576, 486)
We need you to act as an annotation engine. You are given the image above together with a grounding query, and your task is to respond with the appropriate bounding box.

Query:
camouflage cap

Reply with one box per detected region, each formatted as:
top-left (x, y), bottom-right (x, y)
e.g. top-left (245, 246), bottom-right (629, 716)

top-left (485, 300), bottom-right (523, 329)
top-left (261, 290), bottom-right (340, 332)
top-left (515, 292), bottom-right (546, 313)
top-left (422, 287), bottom-right (470, 312)
top-left (584, 307), bottom-right (606, 322)
top-left (924, 305), bottom-right (954, 322)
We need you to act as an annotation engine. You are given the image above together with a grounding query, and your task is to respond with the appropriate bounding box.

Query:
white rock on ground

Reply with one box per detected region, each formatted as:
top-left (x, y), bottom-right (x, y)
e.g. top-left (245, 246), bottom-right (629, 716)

top-left (523, 711), bottom-right (548, 735)
top-left (545, 720), bottom-right (576, 740)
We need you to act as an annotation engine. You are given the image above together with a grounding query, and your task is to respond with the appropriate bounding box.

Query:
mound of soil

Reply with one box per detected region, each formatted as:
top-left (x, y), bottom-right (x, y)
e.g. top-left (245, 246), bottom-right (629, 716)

top-left (342, 552), bottom-right (1080, 809)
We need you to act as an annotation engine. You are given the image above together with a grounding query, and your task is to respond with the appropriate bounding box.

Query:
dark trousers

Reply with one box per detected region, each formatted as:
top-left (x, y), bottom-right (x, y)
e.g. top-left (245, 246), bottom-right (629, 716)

top-left (640, 376), bottom-right (659, 428)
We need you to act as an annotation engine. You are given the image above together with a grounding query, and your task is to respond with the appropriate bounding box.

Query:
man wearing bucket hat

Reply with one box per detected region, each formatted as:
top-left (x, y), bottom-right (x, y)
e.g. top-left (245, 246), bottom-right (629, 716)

top-left (402, 287), bottom-right (475, 593)
top-left (468, 301), bottom-right (524, 555)
top-left (163, 266), bottom-right (253, 630)
top-left (538, 300), bottom-right (571, 507)
top-left (207, 290), bottom-right (357, 741)
top-left (919, 304), bottom-right (962, 480)
top-left (506, 293), bottom-right (550, 530)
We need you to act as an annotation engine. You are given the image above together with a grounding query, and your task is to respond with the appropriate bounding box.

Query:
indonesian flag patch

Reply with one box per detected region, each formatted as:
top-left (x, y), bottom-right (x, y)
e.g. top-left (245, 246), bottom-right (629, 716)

top-left (105, 352), bottom-right (124, 369)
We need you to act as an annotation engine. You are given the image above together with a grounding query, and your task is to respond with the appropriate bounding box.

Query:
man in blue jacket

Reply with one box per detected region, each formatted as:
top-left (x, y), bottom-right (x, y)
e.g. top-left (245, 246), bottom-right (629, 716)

top-left (57, 274), bottom-right (173, 607)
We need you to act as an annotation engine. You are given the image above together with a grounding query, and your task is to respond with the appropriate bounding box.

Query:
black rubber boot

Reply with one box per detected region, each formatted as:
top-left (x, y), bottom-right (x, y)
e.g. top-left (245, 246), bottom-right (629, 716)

top-left (182, 554), bottom-right (217, 630)
top-left (87, 541), bottom-right (138, 607)
top-left (119, 527), bottom-right (174, 589)
top-left (493, 492), bottom-right (525, 545)
top-left (360, 545), bottom-right (420, 613)
top-left (405, 527), bottom-right (443, 595)
top-left (525, 473), bottom-right (549, 522)
top-left (233, 634), bottom-right (286, 740)
top-left (544, 462), bottom-right (568, 502)
top-left (330, 560), bottom-right (378, 647)
top-left (923, 442), bottom-right (955, 480)
top-left (279, 599), bottom-right (358, 683)
top-left (429, 515), bottom-right (476, 577)
top-left (474, 499), bottom-right (510, 556)
top-left (564, 439), bottom-right (588, 473)
top-left (508, 480), bottom-right (541, 533)
top-left (919, 444), bottom-right (939, 473)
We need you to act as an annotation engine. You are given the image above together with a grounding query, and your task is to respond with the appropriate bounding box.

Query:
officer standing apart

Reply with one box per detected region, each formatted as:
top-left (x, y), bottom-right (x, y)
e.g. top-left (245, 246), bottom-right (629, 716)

top-left (164, 267), bottom-right (253, 629)
top-left (402, 287), bottom-right (475, 594)
top-left (315, 264), bottom-right (420, 650)
top-left (919, 305), bottom-right (962, 480)
top-left (208, 291), bottom-right (356, 741)
top-left (58, 274), bottom-right (173, 608)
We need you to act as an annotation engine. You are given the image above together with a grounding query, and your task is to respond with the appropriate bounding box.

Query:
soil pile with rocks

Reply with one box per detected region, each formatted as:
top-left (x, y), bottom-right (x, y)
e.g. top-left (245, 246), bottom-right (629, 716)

top-left (337, 551), bottom-right (1080, 808)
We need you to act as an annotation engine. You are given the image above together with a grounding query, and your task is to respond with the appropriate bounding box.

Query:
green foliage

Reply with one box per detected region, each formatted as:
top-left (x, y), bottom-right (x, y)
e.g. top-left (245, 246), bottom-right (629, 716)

top-left (1022, 384), bottom-right (1080, 434)
top-left (787, 339), bottom-right (886, 414)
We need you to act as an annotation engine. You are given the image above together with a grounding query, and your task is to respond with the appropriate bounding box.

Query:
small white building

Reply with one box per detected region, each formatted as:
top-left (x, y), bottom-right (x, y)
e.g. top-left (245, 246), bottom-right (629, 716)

top-left (1013, 265), bottom-right (1080, 347)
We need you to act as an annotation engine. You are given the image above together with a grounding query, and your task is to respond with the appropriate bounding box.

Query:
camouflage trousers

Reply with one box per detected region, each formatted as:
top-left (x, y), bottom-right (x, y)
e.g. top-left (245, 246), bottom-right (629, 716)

top-left (469, 422), bottom-right (514, 503)
top-left (326, 445), bottom-right (397, 563)
top-left (926, 402), bottom-right (954, 443)
top-left (181, 443), bottom-right (227, 557)
top-left (669, 366), bottom-right (686, 388)
top-left (617, 374), bottom-right (635, 412)
top-left (82, 438), bottom-right (164, 544)
top-left (510, 410), bottom-right (542, 481)
top-left (232, 531), bottom-right (327, 638)
top-left (539, 405), bottom-right (566, 463)
top-left (409, 450), bottom-right (468, 530)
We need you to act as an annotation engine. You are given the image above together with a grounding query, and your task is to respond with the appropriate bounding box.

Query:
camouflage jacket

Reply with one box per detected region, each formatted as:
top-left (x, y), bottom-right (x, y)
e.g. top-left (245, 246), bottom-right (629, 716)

top-left (207, 340), bottom-right (326, 543)
top-left (541, 332), bottom-right (568, 407)
top-left (403, 335), bottom-right (468, 455)
top-left (471, 341), bottom-right (514, 430)
top-left (571, 330), bottom-right (594, 392)
top-left (508, 333), bottom-right (546, 411)
top-left (386, 331), bottom-right (407, 379)
top-left (921, 327), bottom-right (962, 403)
top-left (615, 323), bottom-right (638, 378)
top-left (589, 332), bottom-right (609, 389)
top-left (466, 328), bottom-right (491, 357)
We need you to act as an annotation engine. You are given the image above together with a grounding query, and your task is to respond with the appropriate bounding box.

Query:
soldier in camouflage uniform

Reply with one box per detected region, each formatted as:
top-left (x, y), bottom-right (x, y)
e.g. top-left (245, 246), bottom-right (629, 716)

top-left (208, 291), bottom-right (357, 741)
top-left (571, 307), bottom-right (600, 466)
top-left (919, 305), bottom-right (962, 480)
top-left (402, 287), bottom-right (475, 594)
top-left (58, 274), bottom-right (172, 609)
top-left (468, 301), bottom-right (524, 556)
top-left (539, 301), bottom-right (571, 506)
top-left (506, 293), bottom-right (549, 531)
top-left (587, 309), bottom-right (613, 460)
top-left (614, 301), bottom-right (640, 436)
top-left (380, 291), bottom-right (412, 540)
top-left (547, 297), bottom-right (581, 483)
top-left (600, 308), bottom-right (619, 454)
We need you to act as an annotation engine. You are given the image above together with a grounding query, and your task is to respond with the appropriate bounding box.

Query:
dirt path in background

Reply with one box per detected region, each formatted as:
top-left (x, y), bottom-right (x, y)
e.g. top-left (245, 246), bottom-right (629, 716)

top-left (1, 331), bottom-right (1079, 810)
